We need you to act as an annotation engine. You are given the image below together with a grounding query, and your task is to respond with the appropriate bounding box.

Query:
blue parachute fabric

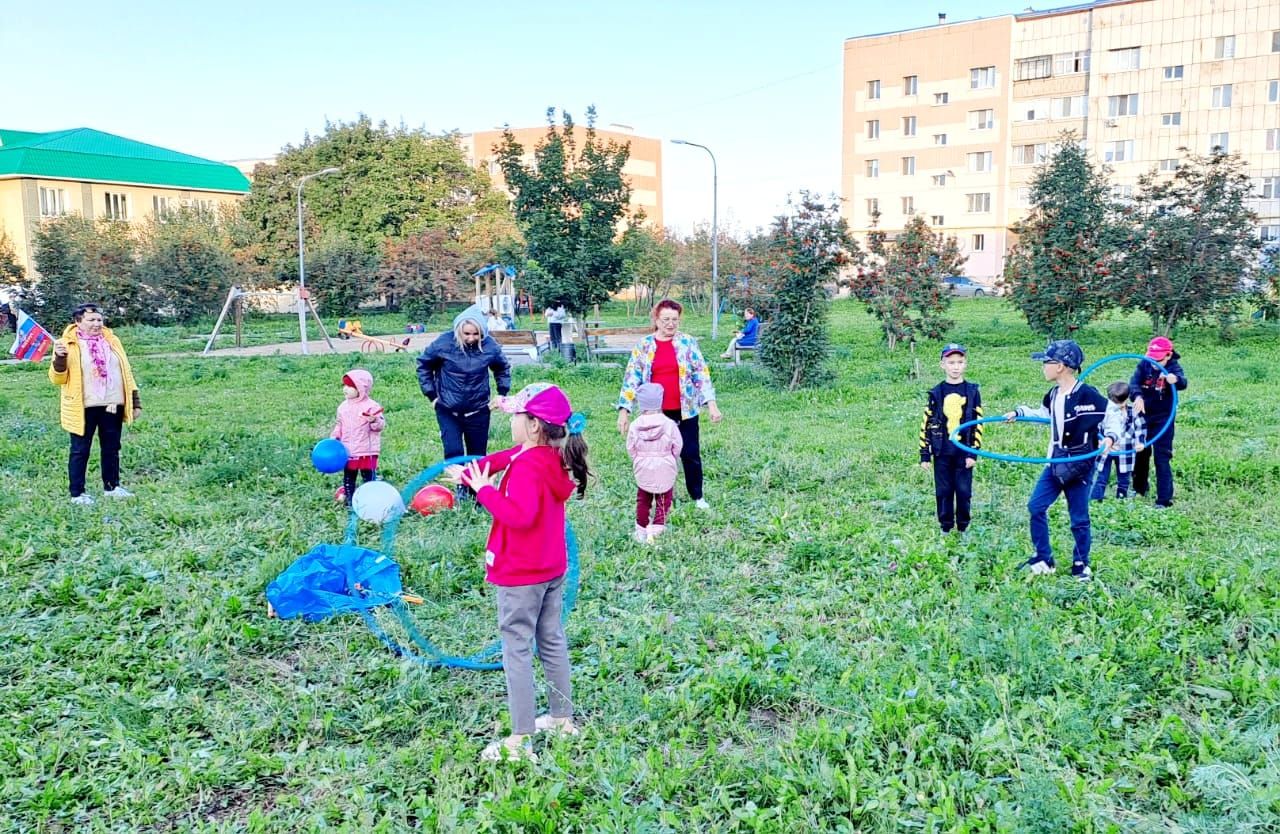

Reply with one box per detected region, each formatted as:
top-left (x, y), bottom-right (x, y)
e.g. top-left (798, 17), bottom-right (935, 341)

top-left (266, 543), bottom-right (403, 622)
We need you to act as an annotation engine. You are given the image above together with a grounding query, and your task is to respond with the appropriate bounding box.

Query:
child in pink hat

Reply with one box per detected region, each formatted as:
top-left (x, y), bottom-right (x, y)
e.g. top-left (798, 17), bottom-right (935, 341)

top-left (1130, 336), bottom-right (1187, 507)
top-left (626, 382), bottom-right (683, 543)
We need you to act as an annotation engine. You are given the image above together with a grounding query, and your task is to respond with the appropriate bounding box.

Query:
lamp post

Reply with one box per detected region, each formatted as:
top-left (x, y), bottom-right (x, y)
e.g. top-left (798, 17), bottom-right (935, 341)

top-left (671, 139), bottom-right (720, 339)
top-left (296, 167), bottom-right (340, 354)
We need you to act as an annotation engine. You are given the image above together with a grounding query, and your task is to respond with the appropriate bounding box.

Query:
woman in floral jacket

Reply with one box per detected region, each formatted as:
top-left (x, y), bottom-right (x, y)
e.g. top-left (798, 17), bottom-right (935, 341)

top-left (616, 299), bottom-right (722, 510)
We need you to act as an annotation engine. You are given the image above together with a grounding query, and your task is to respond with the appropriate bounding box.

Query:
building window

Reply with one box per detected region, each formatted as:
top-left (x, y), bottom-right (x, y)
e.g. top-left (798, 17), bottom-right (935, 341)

top-left (902, 156), bottom-right (916, 175)
top-left (966, 193), bottom-right (991, 213)
top-left (902, 116), bottom-right (917, 136)
top-left (39, 186), bottom-right (68, 217)
top-left (971, 233), bottom-right (986, 251)
top-left (969, 109), bottom-right (994, 129)
top-left (1269, 80), bottom-right (1279, 102)
top-left (1108, 93), bottom-right (1139, 117)
top-left (931, 215), bottom-right (945, 226)
top-left (934, 92), bottom-right (949, 105)
top-left (103, 192), bottom-right (128, 221)
top-left (1159, 158), bottom-right (1180, 172)
top-left (867, 119), bottom-right (880, 139)
top-left (868, 79), bottom-right (881, 99)
top-left (866, 198), bottom-right (880, 217)
top-left (1261, 225), bottom-right (1280, 243)
top-left (1012, 143), bottom-right (1048, 165)
top-left (1018, 101), bottom-right (1048, 121)
top-left (1163, 64), bottom-right (1184, 80)
top-left (932, 174), bottom-right (947, 186)
top-left (866, 159), bottom-right (880, 178)
top-left (1211, 84), bottom-right (1232, 107)
top-left (1109, 47), bottom-right (1141, 70)
top-left (902, 196), bottom-right (915, 214)
top-left (934, 133), bottom-right (948, 146)
top-left (970, 66), bottom-right (996, 89)
top-left (1112, 184), bottom-right (1135, 200)
top-left (904, 75), bottom-right (918, 95)
top-left (1053, 51), bottom-right (1089, 75)
top-left (1054, 95), bottom-right (1088, 117)
top-left (1161, 112), bottom-right (1182, 126)
top-left (1213, 35), bottom-right (1236, 59)
top-left (1267, 128), bottom-right (1280, 152)
top-left (1274, 31), bottom-right (1280, 51)
top-left (1015, 55), bottom-right (1052, 81)
top-left (1259, 176), bottom-right (1280, 199)
top-left (967, 151), bottom-right (993, 172)
top-left (1209, 132), bottom-right (1229, 153)
top-left (1016, 187), bottom-right (1031, 204)
top-left (1104, 140), bottom-right (1135, 162)
top-left (152, 196), bottom-right (173, 218)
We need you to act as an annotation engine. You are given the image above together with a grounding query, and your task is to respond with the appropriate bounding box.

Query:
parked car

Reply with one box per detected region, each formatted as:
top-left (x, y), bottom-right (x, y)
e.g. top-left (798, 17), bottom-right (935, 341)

top-left (942, 276), bottom-right (992, 297)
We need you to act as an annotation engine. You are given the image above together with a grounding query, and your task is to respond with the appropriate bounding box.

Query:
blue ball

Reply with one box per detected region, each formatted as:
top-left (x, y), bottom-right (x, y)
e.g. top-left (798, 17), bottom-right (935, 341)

top-left (311, 439), bottom-right (349, 474)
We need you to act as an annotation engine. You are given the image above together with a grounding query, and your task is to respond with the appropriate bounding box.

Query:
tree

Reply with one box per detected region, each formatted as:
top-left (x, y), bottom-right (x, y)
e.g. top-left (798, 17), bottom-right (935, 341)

top-left (618, 226), bottom-right (675, 314)
top-left (495, 107), bottom-right (632, 314)
top-left (850, 215), bottom-right (963, 350)
top-left (376, 229), bottom-right (467, 320)
top-left (0, 232), bottom-right (24, 291)
top-left (136, 207), bottom-right (238, 323)
top-left (668, 222), bottom-right (749, 312)
top-left (25, 216), bottom-right (147, 324)
top-left (757, 193), bottom-right (860, 390)
top-left (305, 232), bottom-right (377, 315)
top-left (1112, 149), bottom-right (1261, 335)
top-left (1002, 132), bottom-right (1120, 338)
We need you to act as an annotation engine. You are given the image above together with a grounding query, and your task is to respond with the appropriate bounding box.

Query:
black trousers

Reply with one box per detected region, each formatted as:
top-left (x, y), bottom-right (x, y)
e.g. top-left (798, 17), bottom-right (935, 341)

top-left (436, 404), bottom-right (491, 460)
top-left (69, 406), bottom-right (123, 497)
top-left (342, 466), bottom-right (378, 504)
top-left (549, 323), bottom-right (563, 349)
top-left (932, 454), bottom-right (973, 532)
top-left (1133, 416), bottom-right (1176, 505)
top-left (663, 409), bottom-right (704, 500)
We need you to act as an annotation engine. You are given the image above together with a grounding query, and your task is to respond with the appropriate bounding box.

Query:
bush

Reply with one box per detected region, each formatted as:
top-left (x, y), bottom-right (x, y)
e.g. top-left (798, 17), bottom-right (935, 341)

top-left (304, 233), bottom-right (377, 315)
top-left (136, 208), bottom-right (238, 323)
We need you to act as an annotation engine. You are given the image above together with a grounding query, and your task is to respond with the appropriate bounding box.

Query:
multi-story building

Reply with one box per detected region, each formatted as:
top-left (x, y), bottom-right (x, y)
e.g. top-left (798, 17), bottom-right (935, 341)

top-left (0, 127), bottom-right (250, 278)
top-left (459, 126), bottom-right (663, 229)
top-left (842, 0), bottom-right (1280, 286)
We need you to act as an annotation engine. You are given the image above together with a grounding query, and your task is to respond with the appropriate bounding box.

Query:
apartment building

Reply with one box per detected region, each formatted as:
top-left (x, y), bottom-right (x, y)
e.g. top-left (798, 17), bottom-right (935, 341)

top-left (459, 126), bottom-right (663, 229)
top-left (842, 0), bottom-right (1280, 285)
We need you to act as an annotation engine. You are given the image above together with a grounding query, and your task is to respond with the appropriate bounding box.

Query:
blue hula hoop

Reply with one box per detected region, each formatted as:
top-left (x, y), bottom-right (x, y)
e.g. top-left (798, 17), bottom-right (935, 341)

top-left (949, 352), bottom-right (1178, 464)
top-left (345, 454), bottom-right (581, 670)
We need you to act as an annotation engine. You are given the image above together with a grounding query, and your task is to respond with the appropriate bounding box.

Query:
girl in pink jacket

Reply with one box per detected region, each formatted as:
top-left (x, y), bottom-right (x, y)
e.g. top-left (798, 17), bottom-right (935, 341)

top-left (626, 382), bottom-right (683, 543)
top-left (331, 369), bottom-right (385, 505)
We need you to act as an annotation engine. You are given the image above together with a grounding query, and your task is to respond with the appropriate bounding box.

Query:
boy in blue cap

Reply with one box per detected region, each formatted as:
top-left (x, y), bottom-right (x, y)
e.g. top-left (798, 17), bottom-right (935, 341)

top-left (1004, 340), bottom-right (1116, 581)
top-left (919, 343), bottom-right (983, 533)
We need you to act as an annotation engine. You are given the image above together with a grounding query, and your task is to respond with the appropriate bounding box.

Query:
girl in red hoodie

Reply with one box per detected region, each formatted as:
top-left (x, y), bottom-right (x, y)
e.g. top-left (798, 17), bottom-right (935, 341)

top-left (446, 382), bottom-right (590, 762)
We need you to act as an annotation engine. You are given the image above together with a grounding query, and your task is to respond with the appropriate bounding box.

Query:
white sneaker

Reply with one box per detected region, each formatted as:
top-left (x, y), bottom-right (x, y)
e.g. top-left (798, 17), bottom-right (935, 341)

top-left (1028, 561), bottom-right (1055, 576)
top-left (534, 715), bottom-right (580, 737)
top-left (633, 524), bottom-right (649, 544)
top-left (694, 498), bottom-right (711, 511)
top-left (480, 735), bottom-right (537, 763)
top-left (70, 494), bottom-right (95, 506)
top-left (103, 486), bottom-right (134, 499)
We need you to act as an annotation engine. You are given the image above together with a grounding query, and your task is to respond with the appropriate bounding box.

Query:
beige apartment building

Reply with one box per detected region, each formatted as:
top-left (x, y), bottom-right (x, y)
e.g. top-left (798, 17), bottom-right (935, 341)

top-left (459, 126), bottom-right (663, 229)
top-left (842, 0), bottom-right (1280, 286)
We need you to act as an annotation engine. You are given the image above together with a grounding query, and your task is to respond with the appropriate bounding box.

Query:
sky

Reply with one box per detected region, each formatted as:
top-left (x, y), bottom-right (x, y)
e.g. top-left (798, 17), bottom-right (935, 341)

top-left (3, 0), bottom-right (1017, 236)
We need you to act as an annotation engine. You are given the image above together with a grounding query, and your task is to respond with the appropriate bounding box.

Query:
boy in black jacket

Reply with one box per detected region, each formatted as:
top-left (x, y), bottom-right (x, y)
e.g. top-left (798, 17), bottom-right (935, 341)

top-left (1130, 336), bottom-right (1187, 508)
top-left (1005, 340), bottom-right (1116, 582)
top-left (919, 343), bottom-right (982, 533)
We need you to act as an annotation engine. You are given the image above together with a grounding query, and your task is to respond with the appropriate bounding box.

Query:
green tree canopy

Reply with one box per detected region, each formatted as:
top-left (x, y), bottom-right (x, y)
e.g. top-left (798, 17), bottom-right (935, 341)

top-left (136, 207), bottom-right (238, 323)
top-left (24, 216), bottom-right (143, 325)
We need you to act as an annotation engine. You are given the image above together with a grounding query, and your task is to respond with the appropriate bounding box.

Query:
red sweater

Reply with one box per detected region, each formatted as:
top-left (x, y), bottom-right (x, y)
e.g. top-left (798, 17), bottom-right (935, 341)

top-left (463, 444), bottom-right (576, 586)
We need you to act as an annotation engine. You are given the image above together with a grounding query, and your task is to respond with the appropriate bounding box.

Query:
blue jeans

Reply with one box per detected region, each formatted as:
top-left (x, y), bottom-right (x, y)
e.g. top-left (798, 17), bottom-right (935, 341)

top-left (1090, 456), bottom-right (1131, 501)
top-left (1027, 466), bottom-right (1092, 572)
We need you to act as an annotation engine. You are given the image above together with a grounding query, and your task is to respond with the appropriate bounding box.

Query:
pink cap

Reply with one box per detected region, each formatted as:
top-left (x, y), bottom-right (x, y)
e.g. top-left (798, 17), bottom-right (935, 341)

top-left (1146, 336), bottom-right (1174, 359)
top-left (496, 382), bottom-right (572, 425)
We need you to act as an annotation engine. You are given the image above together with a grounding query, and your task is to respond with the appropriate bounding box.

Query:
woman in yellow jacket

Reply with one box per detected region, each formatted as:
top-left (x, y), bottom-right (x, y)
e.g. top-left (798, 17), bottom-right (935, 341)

top-left (49, 303), bottom-right (142, 505)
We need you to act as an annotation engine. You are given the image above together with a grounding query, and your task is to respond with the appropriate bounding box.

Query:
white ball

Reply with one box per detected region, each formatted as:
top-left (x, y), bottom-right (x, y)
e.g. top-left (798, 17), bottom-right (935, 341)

top-left (351, 480), bottom-right (406, 524)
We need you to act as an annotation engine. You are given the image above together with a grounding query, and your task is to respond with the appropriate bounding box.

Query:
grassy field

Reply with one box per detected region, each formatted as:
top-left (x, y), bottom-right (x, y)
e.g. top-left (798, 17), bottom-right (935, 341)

top-left (2, 299), bottom-right (1278, 833)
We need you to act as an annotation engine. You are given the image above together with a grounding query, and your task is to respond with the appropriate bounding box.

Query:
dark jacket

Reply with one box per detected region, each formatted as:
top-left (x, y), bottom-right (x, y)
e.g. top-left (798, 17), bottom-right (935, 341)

top-left (416, 328), bottom-right (511, 414)
top-left (919, 380), bottom-right (983, 462)
top-left (1130, 351), bottom-right (1186, 422)
top-left (1017, 382), bottom-right (1109, 452)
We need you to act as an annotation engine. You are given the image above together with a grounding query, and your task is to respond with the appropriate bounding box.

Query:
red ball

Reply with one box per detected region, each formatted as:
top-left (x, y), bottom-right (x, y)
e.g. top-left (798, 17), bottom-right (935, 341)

top-left (334, 486), bottom-right (347, 503)
top-left (410, 484), bottom-right (456, 516)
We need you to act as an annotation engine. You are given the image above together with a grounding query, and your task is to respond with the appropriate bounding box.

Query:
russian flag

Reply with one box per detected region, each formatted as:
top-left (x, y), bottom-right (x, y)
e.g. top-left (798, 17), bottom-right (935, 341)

top-left (10, 309), bottom-right (54, 362)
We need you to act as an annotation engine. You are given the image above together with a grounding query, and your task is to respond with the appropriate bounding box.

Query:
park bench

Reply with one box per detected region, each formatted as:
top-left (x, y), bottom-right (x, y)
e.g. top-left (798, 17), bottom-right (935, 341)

top-left (490, 329), bottom-right (552, 362)
top-left (583, 326), bottom-right (654, 360)
top-left (731, 343), bottom-right (759, 366)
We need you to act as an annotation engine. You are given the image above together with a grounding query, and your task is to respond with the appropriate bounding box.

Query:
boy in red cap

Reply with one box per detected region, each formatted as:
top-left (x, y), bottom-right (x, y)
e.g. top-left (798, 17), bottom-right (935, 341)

top-left (1130, 336), bottom-right (1187, 507)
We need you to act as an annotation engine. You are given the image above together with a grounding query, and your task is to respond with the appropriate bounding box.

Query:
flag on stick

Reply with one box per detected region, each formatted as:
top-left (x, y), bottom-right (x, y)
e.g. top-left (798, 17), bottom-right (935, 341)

top-left (10, 309), bottom-right (54, 362)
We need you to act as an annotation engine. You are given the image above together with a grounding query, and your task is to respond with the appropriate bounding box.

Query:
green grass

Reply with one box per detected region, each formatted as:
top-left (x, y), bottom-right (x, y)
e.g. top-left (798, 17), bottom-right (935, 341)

top-left (2, 299), bottom-right (1278, 833)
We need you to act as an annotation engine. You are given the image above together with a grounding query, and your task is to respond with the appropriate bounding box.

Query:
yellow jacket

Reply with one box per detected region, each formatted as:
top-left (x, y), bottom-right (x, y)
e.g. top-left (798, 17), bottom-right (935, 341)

top-left (48, 324), bottom-right (139, 435)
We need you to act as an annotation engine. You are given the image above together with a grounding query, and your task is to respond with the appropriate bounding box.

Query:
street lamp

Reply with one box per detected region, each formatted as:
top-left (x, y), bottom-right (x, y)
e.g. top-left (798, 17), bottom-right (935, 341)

top-left (296, 167), bottom-right (341, 354)
top-left (671, 139), bottom-right (720, 340)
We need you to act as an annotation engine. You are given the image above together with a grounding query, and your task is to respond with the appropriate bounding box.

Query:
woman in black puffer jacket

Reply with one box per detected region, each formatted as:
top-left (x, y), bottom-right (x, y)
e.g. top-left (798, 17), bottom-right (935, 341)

top-left (416, 305), bottom-right (512, 466)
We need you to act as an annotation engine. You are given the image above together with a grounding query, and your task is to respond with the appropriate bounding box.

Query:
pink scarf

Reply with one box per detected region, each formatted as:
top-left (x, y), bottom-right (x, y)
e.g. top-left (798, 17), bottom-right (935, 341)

top-left (77, 328), bottom-right (111, 400)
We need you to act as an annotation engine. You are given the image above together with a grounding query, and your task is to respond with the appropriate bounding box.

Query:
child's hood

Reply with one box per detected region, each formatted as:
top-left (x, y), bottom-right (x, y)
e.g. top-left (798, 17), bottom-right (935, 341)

top-left (452, 304), bottom-right (489, 338)
top-left (518, 445), bottom-right (576, 503)
top-left (631, 413), bottom-right (674, 442)
top-left (344, 368), bottom-right (374, 399)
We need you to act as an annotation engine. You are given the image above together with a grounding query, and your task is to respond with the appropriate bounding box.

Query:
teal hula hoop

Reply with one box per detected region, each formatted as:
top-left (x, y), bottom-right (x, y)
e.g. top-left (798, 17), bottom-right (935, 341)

top-left (949, 352), bottom-right (1178, 464)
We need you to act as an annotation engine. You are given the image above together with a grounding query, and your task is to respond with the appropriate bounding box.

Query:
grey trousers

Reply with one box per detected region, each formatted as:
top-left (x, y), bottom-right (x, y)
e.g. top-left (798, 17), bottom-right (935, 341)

top-left (497, 574), bottom-right (573, 735)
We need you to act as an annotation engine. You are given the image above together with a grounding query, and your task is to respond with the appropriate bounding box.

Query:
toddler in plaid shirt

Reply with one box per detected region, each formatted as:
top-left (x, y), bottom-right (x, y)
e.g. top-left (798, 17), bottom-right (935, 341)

top-left (1092, 381), bottom-right (1147, 501)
